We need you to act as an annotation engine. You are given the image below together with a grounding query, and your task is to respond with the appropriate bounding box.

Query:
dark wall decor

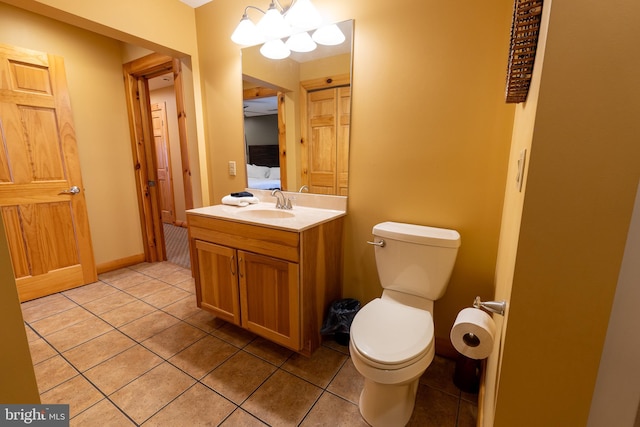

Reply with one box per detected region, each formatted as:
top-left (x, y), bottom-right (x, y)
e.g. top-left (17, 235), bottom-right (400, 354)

top-left (505, 0), bottom-right (544, 103)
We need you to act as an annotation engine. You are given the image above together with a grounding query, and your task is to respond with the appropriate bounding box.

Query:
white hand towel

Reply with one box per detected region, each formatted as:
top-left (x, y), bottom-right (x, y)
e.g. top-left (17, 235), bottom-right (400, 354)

top-left (221, 195), bottom-right (260, 207)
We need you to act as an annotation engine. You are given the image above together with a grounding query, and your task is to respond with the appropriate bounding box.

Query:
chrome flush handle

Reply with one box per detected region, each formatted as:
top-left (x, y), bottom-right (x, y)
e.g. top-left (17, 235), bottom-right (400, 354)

top-left (366, 239), bottom-right (385, 247)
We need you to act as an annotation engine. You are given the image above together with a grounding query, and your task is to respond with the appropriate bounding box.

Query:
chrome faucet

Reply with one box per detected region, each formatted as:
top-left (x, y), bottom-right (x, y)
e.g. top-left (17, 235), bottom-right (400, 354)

top-left (271, 189), bottom-right (292, 209)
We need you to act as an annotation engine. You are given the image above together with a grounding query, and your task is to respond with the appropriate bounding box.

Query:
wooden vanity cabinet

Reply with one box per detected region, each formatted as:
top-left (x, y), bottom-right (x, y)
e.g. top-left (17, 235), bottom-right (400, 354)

top-left (187, 213), bottom-right (344, 356)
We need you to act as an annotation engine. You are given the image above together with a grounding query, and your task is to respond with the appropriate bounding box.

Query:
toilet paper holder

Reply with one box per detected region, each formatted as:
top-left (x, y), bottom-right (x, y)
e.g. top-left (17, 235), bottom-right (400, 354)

top-left (473, 296), bottom-right (506, 316)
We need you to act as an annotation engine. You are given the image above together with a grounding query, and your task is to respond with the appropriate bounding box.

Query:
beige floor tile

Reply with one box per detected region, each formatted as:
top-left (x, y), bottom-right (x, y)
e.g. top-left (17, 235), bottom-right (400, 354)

top-left (28, 338), bottom-right (57, 365)
top-left (141, 286), bottom-right (191, 309)
top-left (162, 294), bottom-right (200, 319)
top-left (143, 383), bottom-right (236, 427)
top-left (33, 355), bottom-right (78, 393)
top-left (84, 345), bottom-right (163, 395)
top-left (22, 262), bottom-right (467, 427)
top-left (157, 268), bottom-right (193, 286)
top-left (142, 321), bottom-right (206, 359)
top-left (30, 306), bottom-right (95, 337)
top-left (242, 370), bottom-right (322, 426)
top-left (103, 270), bottom-right (153, 290)
top-left (457, 399), bottom-right (478, 427)
top-left (45, 316), bottom-right (113, 352)
top-left (420, 355), bottom-right (461, 397)
top-left (219, 408), bottom-right (268, 426)
top-left (282, 346), bottom-right (347, 388)
top-left (98, 267), bottom-right (142, 284)
top-left (202, 351), bottom-right (277, 405)
top-left (71, 399), bottom-right (135, 426)
top-left (169, 335), bottom-right (238, 379)
top-left (244, 337), bottom-right (294, 366)
top-left (184, 310), bottom-right (227, 333)
top-left (327, 358), bottom-right (364, 404)
top-left (40, 375), bottom-right (103, 418)
top-left (132, 262), bottom-right (182, 279)
top-left (172, 277), bottom-right (196, 293)
top-left (63, 330), bottom-right (136, 372)
top-left (24, 325), bottom-right (39, 342)
top-left (408, 383), bottom-right (458, 427)
top-left (110, 362), bottom-right (195, 425)
top-left (124, 279), bottom-right (174, 299)
top-left (322, 338), bottom-right (351, 355)
top-left (99, 299), bottom-right (157, 327)
top-left (63, 282), bottom-right (118, 305)
top-left (119, 310), bottom-right (180, 341)
top-left (22, 294), bottom-right (77, 323)
top-left (83, 291), bottom-right (138, 315)
top-left (300, 392), bottom-right (368, 427)
top-left (210, 322), bottom-right (257, 348)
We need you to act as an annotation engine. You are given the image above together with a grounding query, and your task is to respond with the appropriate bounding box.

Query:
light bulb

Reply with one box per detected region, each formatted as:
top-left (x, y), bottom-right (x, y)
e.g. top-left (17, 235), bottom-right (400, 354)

top-left (257, 4), bottom-right (291, 40)
top-left (312, 23), bottom-right (345, 46)
top-left (286, 32), bottom-right (317, 53)
top-left (260, 39), bottom-right (291, 59)
top-left (231, 14), bottom-right (264, 45)
top-left (285, 0), bottom-right (322, 30)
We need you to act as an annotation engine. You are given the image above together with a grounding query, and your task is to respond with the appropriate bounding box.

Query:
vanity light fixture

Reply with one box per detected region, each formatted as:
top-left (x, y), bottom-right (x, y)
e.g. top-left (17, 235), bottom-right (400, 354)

top-left (231, 0), bottom-right (344, 59)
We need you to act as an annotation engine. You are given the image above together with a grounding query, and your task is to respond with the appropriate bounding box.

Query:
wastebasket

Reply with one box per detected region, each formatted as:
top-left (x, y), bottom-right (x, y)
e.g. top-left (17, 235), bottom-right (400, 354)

top-left (453, 354), bottom-right (481, 393)
top-left (320, 298), bottom-right (360, 345)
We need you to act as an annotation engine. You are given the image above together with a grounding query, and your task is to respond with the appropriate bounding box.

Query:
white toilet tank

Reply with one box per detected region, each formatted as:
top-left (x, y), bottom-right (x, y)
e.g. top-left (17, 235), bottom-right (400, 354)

top-left (372, 222), bottom-right (461, 301)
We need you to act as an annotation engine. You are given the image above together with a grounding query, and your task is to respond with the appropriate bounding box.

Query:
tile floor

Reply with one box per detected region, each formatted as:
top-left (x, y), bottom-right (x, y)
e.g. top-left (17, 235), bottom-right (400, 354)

top-left (22, 261), bottom-right (478, 426)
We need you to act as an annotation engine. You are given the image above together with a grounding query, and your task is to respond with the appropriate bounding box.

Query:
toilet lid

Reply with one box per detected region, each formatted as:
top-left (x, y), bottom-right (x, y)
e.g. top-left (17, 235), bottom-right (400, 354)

top-left (351, 298), bottom-right (434, 365)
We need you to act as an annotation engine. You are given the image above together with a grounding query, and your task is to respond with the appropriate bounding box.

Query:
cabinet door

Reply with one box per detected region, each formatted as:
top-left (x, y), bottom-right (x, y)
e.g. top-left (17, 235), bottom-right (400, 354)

top-left (238, 250), bottom-right (300, 350)
top-left (194, 240), bottom-right (241, 325)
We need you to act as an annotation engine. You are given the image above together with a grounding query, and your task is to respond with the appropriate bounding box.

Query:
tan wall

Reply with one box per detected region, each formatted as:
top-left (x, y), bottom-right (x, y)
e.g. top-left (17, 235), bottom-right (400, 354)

top-left (195, 0), bottom-right (516, 346)
top-left (492, 0), bottom-right (640, 424)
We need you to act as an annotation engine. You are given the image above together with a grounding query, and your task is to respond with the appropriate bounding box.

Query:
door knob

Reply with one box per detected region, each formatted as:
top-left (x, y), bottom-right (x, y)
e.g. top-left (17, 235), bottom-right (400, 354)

top-left (60, 186), bottom-right (80, 195)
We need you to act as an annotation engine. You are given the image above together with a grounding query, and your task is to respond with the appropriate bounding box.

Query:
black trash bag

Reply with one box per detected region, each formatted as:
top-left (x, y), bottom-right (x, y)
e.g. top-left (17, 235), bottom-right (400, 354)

top-left (321, 298), bottom-right (360, 346)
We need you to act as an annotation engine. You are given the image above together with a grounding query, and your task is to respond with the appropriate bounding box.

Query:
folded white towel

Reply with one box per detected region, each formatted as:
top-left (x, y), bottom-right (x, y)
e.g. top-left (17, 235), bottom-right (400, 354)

top-left (221, 195), bottom-right (260, 207)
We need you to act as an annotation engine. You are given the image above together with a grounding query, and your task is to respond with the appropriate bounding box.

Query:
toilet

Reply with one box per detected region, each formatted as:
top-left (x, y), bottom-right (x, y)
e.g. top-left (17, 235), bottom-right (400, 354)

top-left (349, 221), bottom-right (461, 426)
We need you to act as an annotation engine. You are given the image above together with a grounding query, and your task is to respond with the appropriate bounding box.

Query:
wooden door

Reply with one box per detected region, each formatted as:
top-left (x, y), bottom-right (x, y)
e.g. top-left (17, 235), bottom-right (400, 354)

top-left (238, 250), bottom-right (300, 350)
top-left (307, 89), bottom-right (337, 194)
top-left (337, 87), bottom-right (351, 196)
top-left (303, 85), bottom-right (351, 195)
top-left (194, 240), bottom-right (241, 325)
top-left (0, 44), bottom-right (96, 301)
top-left (151, 102), bottom-right (175, 224)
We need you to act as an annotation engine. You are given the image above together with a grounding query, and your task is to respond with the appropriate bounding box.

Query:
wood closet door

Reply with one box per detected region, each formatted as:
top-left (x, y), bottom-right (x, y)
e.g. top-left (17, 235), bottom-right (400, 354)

top-left (0, 44), bottom-right (96, 302)
top-left (306, 86), bottom-right (351, 195)
top-left (152, 102), bottom-right (175, 224)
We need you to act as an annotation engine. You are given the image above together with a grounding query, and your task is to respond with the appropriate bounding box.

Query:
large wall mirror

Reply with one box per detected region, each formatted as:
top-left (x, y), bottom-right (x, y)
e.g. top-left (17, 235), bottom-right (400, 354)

top-left (242, 20), bottom-right (353, 196)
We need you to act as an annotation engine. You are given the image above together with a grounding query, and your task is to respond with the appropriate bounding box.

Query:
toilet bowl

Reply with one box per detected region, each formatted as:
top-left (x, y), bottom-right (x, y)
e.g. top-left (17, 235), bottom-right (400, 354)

top-left (350, 222), bottom-right (460, 427)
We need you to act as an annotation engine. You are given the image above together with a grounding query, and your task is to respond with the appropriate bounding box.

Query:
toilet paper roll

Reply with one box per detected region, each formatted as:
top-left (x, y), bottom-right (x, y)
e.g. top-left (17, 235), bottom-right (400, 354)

top-left (450, 307), bottom-right (496, 360)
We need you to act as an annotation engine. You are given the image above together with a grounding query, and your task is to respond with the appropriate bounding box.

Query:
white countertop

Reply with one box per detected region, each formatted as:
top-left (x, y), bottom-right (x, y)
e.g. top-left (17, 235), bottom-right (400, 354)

top-left (187, 202), bottom-right (346, 232)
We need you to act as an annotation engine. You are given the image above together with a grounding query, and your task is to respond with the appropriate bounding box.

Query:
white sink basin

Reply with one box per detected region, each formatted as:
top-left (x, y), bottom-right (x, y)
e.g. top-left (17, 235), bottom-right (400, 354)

top-left (236, 209), bottom-right (295, 219)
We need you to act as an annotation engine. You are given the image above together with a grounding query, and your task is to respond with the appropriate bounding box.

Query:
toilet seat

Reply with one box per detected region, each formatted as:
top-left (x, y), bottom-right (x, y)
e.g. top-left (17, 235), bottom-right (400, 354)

top-left (351, 298), bottom-right (434, 369)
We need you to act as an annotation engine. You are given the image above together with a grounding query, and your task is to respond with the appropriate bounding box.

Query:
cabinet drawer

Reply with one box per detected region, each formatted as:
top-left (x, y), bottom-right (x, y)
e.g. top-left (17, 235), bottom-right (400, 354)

top-left (188, 215), bottom-right (299, 262)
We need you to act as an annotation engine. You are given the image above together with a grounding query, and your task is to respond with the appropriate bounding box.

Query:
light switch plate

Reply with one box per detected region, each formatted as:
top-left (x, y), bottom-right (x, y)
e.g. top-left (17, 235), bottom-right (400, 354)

top-left (228, 160), bottom-right (236, 176)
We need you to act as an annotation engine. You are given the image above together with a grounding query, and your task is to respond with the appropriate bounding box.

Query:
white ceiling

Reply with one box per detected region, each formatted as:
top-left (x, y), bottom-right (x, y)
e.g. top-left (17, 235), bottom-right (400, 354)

top-left (244, 97), bottom-right (278, 117)
top-left (179, 0), bottom-right (213, 8)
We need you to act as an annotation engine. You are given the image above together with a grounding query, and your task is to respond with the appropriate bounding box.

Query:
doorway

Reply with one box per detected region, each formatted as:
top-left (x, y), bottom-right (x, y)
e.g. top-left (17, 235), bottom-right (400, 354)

top-left (122, 53), bottom-right (194, 266)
